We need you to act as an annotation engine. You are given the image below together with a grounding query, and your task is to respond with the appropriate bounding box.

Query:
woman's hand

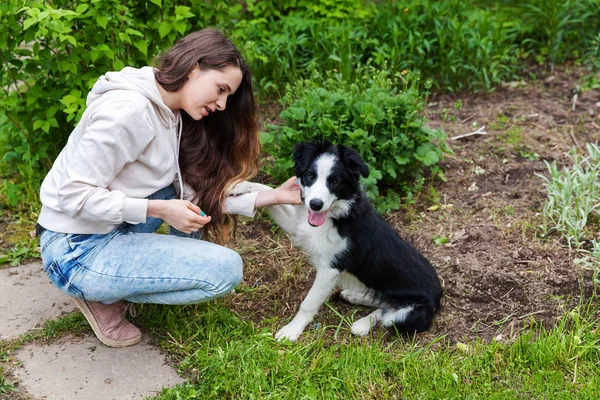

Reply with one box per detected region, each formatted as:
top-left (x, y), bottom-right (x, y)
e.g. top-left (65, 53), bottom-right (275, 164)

top-left (274, 176), bottom-right (303, 205)
top-left (147, 199), bottom-right (211, 234)
top-left (254, 176), bottom-right (303, 208)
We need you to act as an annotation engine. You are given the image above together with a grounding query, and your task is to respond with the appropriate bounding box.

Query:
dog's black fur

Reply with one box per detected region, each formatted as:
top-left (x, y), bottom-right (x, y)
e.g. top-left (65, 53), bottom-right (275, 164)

top-left (295, 141), bottom-right (442, 333)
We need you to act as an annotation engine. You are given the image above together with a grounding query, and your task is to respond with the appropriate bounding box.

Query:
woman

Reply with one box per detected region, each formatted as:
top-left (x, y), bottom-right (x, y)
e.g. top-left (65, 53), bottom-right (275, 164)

top-left (37, 28), bottom-right (301, 347)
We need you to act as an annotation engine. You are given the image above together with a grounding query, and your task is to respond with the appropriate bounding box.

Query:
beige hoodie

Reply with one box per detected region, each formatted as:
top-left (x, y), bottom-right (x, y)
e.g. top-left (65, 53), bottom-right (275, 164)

top-left (38, 66), bottom-right (258, 234)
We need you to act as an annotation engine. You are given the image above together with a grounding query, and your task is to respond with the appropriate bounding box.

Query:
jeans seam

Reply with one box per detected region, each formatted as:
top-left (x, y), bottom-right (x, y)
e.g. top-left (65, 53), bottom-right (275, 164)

top-left (81, 267), bottom-right (220, 292)
top-left (41, 232), bottom-right (66, 253)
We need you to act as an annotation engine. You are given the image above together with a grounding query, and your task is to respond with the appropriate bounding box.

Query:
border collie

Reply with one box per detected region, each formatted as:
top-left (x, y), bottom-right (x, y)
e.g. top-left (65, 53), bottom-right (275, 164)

top-left (231, 141), bottom-right (442, 342)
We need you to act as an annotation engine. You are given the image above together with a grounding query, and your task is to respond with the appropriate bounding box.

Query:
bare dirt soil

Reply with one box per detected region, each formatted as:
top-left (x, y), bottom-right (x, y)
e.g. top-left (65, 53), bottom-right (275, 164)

top-left (228, 66), bottom-right (600, 344)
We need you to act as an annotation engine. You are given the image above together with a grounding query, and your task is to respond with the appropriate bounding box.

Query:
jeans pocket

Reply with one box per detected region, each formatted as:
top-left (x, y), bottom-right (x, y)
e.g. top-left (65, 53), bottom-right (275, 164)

top-left (45, 260), bottom-right (85, 299)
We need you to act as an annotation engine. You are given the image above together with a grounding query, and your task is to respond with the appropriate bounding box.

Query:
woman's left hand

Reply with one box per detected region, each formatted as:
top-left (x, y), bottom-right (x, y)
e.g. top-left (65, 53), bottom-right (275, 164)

top-left (274, 176), bottom-right (303, 205)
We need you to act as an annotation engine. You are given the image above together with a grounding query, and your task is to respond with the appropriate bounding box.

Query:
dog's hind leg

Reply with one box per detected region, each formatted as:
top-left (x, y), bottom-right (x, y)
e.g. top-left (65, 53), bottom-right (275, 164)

top-left (350, 309), bottom-right (382, 336)
top-left (340, 290), bottom-right (380, 308)
top-left (338, 273), bottom-right (380, 308)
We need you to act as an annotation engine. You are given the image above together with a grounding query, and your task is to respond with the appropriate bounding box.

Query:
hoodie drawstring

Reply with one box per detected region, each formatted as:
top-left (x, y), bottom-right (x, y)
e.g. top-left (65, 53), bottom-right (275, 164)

top-left (174, 112), bottom-right (184, 200)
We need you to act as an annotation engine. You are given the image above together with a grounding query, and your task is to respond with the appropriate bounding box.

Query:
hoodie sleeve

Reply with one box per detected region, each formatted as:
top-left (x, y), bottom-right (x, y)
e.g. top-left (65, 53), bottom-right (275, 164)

top-left (178, 180), bottom-right (259, 218)
top-left (56, 99), bottom-right (156, 224)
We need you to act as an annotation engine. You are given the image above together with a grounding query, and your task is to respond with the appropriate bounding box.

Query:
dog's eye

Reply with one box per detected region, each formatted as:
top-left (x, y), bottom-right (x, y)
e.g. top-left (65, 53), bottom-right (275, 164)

top-left (304, 172), bottom-right (316, 182)
top-left (329, 179), bottom-right (339, 187)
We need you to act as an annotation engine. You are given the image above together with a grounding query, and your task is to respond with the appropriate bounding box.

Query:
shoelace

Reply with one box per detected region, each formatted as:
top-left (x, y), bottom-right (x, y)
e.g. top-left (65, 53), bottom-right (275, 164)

top-left (120, 302), bottom-right (139, 318)
top-left (127, 302), bottom-right (139, 318)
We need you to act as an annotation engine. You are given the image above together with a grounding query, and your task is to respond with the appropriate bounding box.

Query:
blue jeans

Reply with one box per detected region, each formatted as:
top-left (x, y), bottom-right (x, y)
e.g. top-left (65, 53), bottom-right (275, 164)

top-left (39, 185), bottom-right (243, 304)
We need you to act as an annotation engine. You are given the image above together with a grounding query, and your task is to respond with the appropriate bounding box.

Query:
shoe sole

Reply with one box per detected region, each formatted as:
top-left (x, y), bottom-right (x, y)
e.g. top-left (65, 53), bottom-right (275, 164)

top-left (73, 298), bottom-right (142, 348)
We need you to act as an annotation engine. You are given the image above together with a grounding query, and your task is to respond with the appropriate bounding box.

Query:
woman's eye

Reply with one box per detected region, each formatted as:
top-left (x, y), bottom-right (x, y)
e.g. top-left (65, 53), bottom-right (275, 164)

top-left (218, 87), bottom-right (225, 94)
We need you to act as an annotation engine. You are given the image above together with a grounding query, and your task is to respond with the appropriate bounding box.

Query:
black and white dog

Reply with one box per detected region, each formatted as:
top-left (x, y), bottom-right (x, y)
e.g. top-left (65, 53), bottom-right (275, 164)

top-left (232, 141), bottom-right (442, 342)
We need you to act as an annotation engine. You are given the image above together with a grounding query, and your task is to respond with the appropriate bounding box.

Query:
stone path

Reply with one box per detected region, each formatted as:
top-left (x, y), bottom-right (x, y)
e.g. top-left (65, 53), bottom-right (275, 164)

top-left (0, 263), bottom-right (185, 399)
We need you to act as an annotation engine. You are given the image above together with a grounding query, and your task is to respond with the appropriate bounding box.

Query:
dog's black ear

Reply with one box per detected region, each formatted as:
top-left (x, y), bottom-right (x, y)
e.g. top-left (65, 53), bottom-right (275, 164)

top-left (339, 145), bottom-right (369, 178)
top-left (294, 141), bottom-right (329, 176)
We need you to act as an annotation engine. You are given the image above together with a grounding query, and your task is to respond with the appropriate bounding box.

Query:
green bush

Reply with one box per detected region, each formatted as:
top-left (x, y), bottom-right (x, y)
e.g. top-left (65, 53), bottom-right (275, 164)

top-left (260, 66), bottom-right (452, 214)
top-left (2, 0), bottom-right (599, 212)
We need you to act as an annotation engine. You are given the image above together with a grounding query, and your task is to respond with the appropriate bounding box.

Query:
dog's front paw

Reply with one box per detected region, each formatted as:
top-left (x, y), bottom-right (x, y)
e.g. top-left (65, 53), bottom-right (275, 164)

top-left (275, 324), bottom-right (304, 342)
top-left (227, 181), bottom-right (273, 196)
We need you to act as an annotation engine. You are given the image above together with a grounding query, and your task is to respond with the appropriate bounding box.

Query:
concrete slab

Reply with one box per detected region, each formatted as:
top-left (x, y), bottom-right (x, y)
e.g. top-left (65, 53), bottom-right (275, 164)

top-left (13, 336), bottom-right (185, 400)
top-left (0, 262), bottom-right (76, 340)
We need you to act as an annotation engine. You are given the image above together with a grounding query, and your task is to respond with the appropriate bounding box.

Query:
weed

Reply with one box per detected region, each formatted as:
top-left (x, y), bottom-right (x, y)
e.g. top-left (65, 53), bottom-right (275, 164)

top-left (538, 143), bottom-right (600, 248)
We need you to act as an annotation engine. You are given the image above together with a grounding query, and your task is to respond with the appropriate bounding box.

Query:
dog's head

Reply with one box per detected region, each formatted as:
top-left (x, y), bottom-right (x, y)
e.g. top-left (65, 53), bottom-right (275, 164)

top-left (293, 141), bottom-right (369, 227)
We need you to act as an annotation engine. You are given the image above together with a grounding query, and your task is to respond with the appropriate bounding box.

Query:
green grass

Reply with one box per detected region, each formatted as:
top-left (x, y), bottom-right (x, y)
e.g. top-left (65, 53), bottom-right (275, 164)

top-left (0, 367), bottom-right (16, 398)
top-left (124, 300), bottom-right (600, 400)
top-left (2, 298), bottom-right (599, 399)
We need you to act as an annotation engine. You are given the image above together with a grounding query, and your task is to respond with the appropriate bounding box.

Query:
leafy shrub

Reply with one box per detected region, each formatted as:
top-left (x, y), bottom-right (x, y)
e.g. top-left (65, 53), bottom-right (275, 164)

top-left (260, 66), bottom-right (452, 213)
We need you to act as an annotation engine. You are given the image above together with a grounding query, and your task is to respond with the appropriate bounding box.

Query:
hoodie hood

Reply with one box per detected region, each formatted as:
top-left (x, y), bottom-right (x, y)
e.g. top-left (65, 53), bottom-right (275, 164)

top-left (87, 66), bottom-right (184, 200)
top-left (87, 66), bottom-right (177, 127)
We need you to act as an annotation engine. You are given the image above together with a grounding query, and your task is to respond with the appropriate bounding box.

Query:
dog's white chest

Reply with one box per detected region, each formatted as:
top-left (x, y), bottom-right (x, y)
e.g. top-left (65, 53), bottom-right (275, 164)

top-left (293, 218), bottom-right (348, 270)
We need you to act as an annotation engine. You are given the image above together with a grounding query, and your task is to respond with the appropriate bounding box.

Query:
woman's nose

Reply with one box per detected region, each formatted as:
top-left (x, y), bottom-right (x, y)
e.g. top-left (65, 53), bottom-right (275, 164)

top-left (216, 96), bottom-right (227, 111)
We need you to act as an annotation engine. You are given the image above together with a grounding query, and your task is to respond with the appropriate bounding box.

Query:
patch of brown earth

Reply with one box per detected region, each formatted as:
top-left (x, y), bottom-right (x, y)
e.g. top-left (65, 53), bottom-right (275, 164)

top-left (227, 66), bottom-right (600, 343)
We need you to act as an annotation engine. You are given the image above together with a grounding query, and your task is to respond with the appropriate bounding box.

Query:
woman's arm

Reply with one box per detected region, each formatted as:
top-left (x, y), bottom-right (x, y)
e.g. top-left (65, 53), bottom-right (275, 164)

top-left (254, 176), bottom-right (302, 208)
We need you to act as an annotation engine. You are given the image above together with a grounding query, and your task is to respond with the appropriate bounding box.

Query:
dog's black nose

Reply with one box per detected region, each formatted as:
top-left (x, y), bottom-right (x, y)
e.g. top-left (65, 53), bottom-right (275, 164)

top-left (309, 199), bottom-right (324, 211)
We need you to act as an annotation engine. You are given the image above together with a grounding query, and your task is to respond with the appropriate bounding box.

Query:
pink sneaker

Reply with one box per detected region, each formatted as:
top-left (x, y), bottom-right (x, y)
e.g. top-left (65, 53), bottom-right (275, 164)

top-left (73, 298), bottom-right (142, 347)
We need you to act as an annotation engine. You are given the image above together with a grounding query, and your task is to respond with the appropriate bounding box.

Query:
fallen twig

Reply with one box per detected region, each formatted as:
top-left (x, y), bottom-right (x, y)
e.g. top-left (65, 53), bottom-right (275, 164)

top-left (570, 128), bottom-right (583, 151)
top-left (450, 125), bottom-right (487, 140)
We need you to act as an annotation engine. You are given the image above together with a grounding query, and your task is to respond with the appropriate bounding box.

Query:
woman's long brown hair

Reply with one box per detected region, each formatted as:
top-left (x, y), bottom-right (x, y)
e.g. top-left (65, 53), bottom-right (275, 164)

top-left (154, 28), bottom-right (259, 242)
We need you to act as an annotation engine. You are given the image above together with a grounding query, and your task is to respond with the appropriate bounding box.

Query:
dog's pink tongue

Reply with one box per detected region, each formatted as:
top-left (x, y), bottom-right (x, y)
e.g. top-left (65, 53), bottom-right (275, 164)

top-left (308, 210), bottom-right (327, 227)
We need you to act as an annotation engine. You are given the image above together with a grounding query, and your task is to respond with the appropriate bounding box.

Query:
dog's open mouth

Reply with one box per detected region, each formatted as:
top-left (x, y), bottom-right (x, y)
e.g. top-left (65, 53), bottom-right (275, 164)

top-left (308, 209), bottom-right (329, 227)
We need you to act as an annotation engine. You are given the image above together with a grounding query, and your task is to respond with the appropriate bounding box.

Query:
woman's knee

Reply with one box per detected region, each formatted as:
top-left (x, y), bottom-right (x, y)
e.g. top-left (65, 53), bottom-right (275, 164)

top-left (219, 249), bottom-right (243, 292)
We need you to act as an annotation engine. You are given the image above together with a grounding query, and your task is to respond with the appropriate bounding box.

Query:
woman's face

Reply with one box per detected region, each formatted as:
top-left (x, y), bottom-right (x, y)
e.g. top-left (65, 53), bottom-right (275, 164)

top-left (179, 65), bottom-right (243, 120)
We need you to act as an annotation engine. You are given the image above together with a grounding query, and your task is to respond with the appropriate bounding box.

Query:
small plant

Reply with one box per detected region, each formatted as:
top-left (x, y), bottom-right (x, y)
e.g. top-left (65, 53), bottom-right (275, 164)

top-left (0, 369), bottom-right (16, 398)
top-left (500, 126), bottom-right (524, 148)
top-left (490, 113), bottom-right (510, 131)
top-left (261, 65), bottom-right (453, 213)
top-left (0, 239), bottom-right (39, 267)
top-left (538, 143), bottom-right (600, 248)
top-left (574, 239), bottom-right (600, 289)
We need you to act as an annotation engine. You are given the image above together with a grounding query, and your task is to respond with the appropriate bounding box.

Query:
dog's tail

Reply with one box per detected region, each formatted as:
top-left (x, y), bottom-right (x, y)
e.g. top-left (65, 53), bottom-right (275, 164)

top-left (379, 291), bottom-right (440, 333)
top-left (381, 303), bottom-right (436, 333)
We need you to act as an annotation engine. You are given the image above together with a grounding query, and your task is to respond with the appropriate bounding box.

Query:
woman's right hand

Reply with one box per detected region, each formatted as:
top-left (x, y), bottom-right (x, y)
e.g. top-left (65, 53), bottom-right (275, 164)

top-left (147, 199), bottom-right (211, 234)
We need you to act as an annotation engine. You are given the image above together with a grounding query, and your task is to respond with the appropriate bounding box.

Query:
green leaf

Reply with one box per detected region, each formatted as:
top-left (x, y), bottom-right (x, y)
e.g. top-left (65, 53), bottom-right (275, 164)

top-left (259, 131), bottom-right (274, 145)
top-left (76, 4), bottom-right (89, 14)
top-left (134, 40), bottom-right (147, 56)
top-left (96, 15), bottom-right (109, 29)
top-left (149, 0), bottom-right (161, 5)
top-left (23, 18), bottom-right (37, 30)
top-left (113, 59), bottom-right (125, 71)
top-left (173, 19), bottom-right (187, 35)
top-left (125, 28), bottom-right (144, 37)
top-left (159, 21), bottom-right (172, 38)
top-left (90, 49), bottom-right (101, 62)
